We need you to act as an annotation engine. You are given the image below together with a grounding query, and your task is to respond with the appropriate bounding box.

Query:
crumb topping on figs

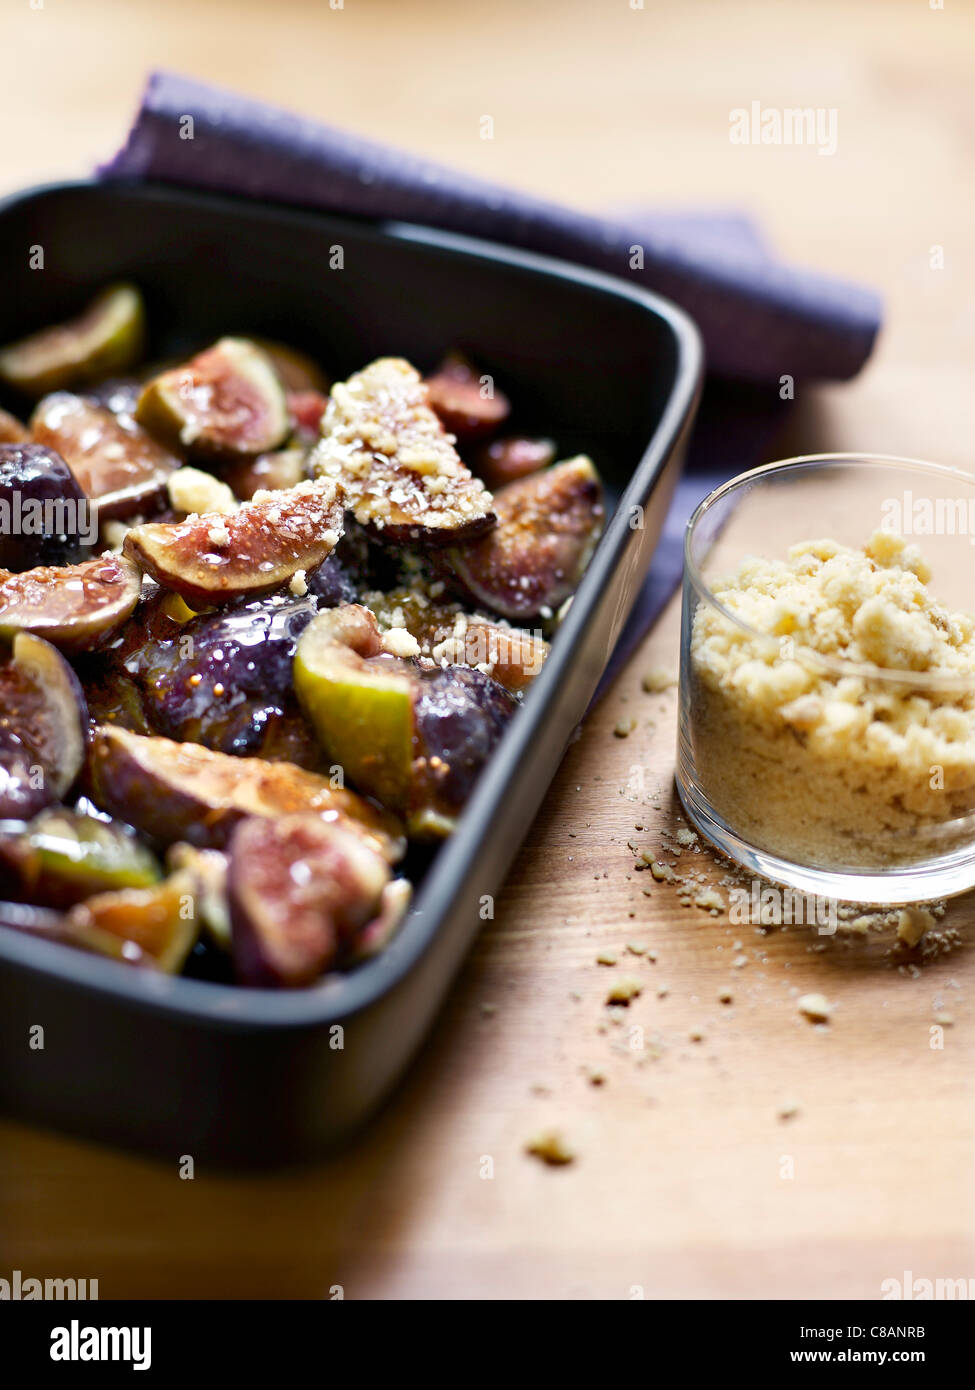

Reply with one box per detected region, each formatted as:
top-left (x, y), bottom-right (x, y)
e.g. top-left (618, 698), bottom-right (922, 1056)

top-left (311, 358), bottom-right (496, 541)
top-left (0, 291), bottom-right (601, 987)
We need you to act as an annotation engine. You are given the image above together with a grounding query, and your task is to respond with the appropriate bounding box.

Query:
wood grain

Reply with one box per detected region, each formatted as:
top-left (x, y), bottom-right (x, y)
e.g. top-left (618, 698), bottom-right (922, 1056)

top-left (0, 0), bottom-right (972, 1300)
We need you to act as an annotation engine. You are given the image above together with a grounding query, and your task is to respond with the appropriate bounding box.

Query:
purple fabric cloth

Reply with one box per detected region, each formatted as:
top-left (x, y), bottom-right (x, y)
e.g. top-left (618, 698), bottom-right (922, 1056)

top-left (100, 72), bottom-right (882, 691)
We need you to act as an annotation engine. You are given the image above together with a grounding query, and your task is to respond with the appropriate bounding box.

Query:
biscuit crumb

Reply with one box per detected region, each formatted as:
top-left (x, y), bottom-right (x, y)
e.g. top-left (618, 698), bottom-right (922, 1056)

top-left (642, 667), bottom-right (675, 693)
top-left (797, 992), bottom-right (833, 1023)
top-left (525, 1130), bottom-right (575, 1166)
top-left (897, 906), bottom-right (936, 948)
top-left (606, 977), bottom-right (643, 1005)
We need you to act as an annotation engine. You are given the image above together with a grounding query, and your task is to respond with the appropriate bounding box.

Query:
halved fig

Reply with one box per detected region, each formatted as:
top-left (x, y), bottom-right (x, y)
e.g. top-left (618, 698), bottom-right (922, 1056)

top-left (135, 337), bottom-right (289, 460)
top-left (31, 391), bottom-right (180, 520)
top-left (0, 806), bottom-right (160, 908)
top-left (0, 408), bottom-right (28, 444)
top-left (86, 725), bottom-right (404, 862)
top-left (294, 605), bottom-right (418, 813)
top-left (223, 446), bottom-right (306, 502)
top-left (0, 442), bottom-right (93, 570)
top-left (228, 813), bottom-right (390, 987)
top-left (66, 867), bottom-right (199, 974)
top-left (0, 898), bottom-right (151, 968)
top-left (310, 357), bottom-right (495, 543)
top-left (369, 588), bottom-right (548, 693)
top-left (350, 877), bottom-right (412, 962)
top-left (0, 284), bottom-right (146, 399)
top-left (447, 456), bottom-right (604, 620)
top-left (424, 352), bottom-right (511, 442)
top-left (287, 391), bottom-right (329, 445)
top-left (473, 436), bottom-right (556, 490)
top-left (123, 477), bottom-right (344, 607)
top-left (0, 632), bottom-right (87, 818)
top-left (167, 842), bottom-right (230, 948)
top-left (294, 604), bottom-right (516, 833)
top-left (0, 552), bottom-right (143, 652)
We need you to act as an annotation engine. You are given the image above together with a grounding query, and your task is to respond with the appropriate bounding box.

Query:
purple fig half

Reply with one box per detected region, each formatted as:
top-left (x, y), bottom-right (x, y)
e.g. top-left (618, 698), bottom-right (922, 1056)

top-left (228, 813), bottom-right (389, 987)
top-left (0, 632), bottom-right (88, 818)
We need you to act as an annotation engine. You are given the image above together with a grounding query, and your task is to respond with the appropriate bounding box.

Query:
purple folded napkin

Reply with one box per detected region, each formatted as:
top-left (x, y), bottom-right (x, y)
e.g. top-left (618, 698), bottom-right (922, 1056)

top-left (101, 72), bottom-right (883, 692)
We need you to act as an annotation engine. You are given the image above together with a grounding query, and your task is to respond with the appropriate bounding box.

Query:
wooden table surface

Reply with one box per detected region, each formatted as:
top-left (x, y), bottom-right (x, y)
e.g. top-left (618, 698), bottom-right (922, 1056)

top-left (1, 0), bottom-right (973, 1299)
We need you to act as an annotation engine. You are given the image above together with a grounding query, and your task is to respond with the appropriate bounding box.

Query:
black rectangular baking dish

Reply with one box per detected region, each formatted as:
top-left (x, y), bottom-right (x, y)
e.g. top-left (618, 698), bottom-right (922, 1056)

top-left (0, 181), bottom-right (701, 1164)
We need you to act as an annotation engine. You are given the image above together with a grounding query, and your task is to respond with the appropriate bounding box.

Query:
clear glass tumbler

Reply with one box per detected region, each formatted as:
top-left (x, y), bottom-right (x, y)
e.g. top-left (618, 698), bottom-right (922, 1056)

top-left (676, 453), bottom-right (975, 904)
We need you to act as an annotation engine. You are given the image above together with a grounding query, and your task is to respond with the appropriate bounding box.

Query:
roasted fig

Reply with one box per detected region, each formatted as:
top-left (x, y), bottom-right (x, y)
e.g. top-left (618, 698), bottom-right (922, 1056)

top-left (447, 456), bottom-right (604, 620)
top-left (412, 665), bottom-right (517, 826)
top-left (0, 284), bottom-right (146, 399)
top-left (473, 436), bottom-right (556, 490)
top-left (294, 605), bottom-right (418, 813)
top-left (424, 352), bottom-right (510, 442)
top-left (87, 725), bottom-right (404, 862)
top-left (222, 447), bottom-right (306, 502)
top-left (123, 477), bottom-right (344, 607)
top-left (294, 604), bottom-right (516, 833)
top-left (367, 588), bottom-right (548, 693)
top-left (0, 552), bottom-right (143, 653)
top-left (0, 408), bottom-right (28, 444)
top-left (66, 867), bottom-right (199, 973)
top-left (228, 813), bottom-right (390, 987)
top-left (286, 391), bottom-right (329, 445)
top-left (135, 337), bottom-right (290, 460)
top-left (130, 593), bottom-right (322, 764)
top-left (310, 358), bottom-right (495, 543)
top-left (350, 877), bottom-right (412, 962)
top-left (0, 632), bottom-right (87, 819)
top-left (0, 806), bottom-right (160, 907)
top-left (31, 392), bottom-right (180, 520)
top-left (0, 442), bottom-right (94, 570)
top-left (167, 842), bottom-right (230, 948)
top-left (0, 898), bottom-right (150, 967)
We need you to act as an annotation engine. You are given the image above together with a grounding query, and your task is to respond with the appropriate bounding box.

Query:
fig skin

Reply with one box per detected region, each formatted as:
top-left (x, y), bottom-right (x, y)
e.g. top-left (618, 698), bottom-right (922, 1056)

top-left (413, 665), bottom-right (517, 820)
top-left (424, 353), bottom-right (511, 443)
top-left (0, 442), bottom-right (93, 571)
top-left (295, 605), bottom-right (419, 814)
top-left (228, 813), bottom-right (390, 987)
top-left (0, 408), bottom-right (28, 444)
top-left (129, 593), bottom-right (323, 766)
top-left (310, 357), bottom-right (496, 544)
top-left (135, 337), bottom-right (290, 461)
top-left (123, 477), bottom-right (344, 608)
top-left (86, 725), bottom-right (405, 863)
top-left (294, 604), bottom-right (517, 834)
top-left (447, 456), bottom-right (604, 621)
top-left (0, 284), bottom-right (146, 400)
top-left (0, 806), bottom-right (160, 908)
top-left (0, 552), bottom-right (143, 654)
top-left (0, 632), bottom-right (88, 819)
top-left (31, 391), bottom-right (180, 520)
top-left (472, 436), bottom-right (556, 491)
